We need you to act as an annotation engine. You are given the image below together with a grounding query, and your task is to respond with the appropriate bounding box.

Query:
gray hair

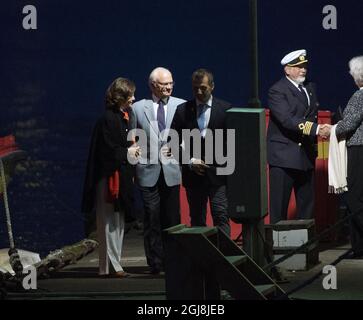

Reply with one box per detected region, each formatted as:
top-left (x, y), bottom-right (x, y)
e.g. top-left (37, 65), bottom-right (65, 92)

top-left (349, 56), bottom-right (363, 85)
top-left (148, 67), bottom-right (172, 85)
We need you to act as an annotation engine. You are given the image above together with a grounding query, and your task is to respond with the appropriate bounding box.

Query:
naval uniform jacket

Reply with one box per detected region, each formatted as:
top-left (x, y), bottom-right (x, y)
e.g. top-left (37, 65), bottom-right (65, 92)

top-left (81, 108), bottom-right (135, 220)
top-left (267, 77), bottom-right (319, 171)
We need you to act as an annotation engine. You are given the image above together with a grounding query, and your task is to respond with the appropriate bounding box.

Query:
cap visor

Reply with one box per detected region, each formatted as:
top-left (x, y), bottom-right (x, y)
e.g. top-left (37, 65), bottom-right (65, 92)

top-left (287, 60), bottom-right (308, 67)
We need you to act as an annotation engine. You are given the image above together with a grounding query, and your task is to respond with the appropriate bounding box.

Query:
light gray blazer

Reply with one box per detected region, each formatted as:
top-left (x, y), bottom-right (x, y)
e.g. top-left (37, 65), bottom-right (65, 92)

top-left (132, 96), bottom-right (185, 187)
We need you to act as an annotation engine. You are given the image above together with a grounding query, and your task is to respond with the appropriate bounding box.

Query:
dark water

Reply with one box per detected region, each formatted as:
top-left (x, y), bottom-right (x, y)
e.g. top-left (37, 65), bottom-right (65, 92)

top-left (1, 0), bottom-right (363, 257)
top-left (0, 95), bottom-right (91, 257)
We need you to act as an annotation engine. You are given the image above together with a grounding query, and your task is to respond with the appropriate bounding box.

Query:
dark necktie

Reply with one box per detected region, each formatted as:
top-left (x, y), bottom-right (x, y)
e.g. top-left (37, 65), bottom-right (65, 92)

top-left (298, 84), bottom-right (309, 106)
top-left (157, 99), bottom-right (166, 132)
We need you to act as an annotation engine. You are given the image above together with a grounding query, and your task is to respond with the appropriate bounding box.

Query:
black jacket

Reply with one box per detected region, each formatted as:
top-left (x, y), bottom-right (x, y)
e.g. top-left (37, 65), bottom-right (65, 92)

top-left (81, 109), bottom-right (135, 222)
top-left (171, 97), bottom-right (232, 187)
top-left (267, 77), bottom-right (319, 171)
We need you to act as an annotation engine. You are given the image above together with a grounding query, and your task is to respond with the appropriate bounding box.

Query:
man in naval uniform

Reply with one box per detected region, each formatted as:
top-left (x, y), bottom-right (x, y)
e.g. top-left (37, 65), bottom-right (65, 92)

top-left (267, 49), bottom-right (331, 224)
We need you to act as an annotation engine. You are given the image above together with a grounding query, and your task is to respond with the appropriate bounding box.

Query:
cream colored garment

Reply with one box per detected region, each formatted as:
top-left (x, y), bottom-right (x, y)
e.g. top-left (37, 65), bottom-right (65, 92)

top-left (328, 125), bottom-right (348, 194)
top-left (96, 178), bottom-right (125, 275)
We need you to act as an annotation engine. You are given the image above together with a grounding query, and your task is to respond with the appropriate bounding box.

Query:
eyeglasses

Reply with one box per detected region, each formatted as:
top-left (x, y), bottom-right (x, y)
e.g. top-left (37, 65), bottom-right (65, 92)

top-left (154, 81), bottom-right (175, 88)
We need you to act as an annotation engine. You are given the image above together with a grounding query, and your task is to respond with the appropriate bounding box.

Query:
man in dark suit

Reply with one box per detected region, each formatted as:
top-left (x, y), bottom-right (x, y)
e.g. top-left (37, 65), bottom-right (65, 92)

top-left (171, 68), bottom-right (231, 236)
top-left (267, 49), bottom-right (330, 224)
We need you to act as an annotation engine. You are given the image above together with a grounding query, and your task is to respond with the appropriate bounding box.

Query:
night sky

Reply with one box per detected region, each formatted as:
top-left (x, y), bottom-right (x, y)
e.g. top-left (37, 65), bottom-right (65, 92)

top-left (1, 0), bottom-right (363, 116)
top-left (0, 0), bottom-right (363, 254)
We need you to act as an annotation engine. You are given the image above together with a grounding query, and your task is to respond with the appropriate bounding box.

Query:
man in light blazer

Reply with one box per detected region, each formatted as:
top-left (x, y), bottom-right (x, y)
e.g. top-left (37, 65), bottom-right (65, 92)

top-left (132, 67), bottom-right (185, 274)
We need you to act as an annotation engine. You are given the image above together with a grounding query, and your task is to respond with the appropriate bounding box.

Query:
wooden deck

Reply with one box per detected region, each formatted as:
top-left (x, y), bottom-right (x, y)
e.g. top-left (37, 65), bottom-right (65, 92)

top-left (3, 228), bottom-right (363, 300)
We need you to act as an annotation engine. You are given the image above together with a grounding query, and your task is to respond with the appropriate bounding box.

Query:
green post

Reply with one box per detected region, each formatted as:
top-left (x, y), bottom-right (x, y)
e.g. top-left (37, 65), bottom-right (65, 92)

top-left (248, 0), bottom-right (261, 108)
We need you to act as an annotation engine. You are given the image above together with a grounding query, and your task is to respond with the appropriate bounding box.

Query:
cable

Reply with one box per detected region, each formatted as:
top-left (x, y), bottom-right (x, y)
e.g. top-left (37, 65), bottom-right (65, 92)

top-left (238, 211), bottom-right (358, 299)
top-left (263, 210), bottom-right (355, 271)
top-left (255, 222), bottom-right (287, 285)
top-left (275, 248), bottom-right (353, 300)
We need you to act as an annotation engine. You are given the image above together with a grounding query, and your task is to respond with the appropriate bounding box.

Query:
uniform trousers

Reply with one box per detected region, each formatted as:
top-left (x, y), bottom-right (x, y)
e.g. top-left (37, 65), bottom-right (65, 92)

top-left (269, 166), bottom-right (315, 224)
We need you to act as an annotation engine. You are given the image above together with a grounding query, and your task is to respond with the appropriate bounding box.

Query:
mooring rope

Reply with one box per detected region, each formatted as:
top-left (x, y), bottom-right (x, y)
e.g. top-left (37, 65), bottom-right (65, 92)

top-left (0, 158), bottom-right (15, 249)
top-left (0, 158), bottom-right (23, 277)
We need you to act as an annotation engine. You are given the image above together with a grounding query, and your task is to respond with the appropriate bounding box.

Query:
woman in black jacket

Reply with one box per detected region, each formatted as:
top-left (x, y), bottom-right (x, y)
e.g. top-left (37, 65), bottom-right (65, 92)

top-left (82, 77), bottom-right (140, 278)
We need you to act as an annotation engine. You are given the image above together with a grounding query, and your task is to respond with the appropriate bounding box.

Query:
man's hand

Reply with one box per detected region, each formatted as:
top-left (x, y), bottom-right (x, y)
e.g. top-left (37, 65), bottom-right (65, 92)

top-left (128, 144), bottom-right (141, 159)
top-left (190, 158), bottom-right (210, 176)
top-left (318, 124), bottom-right (332, 139)
top-left (160, 145), bottom-right (172, 158)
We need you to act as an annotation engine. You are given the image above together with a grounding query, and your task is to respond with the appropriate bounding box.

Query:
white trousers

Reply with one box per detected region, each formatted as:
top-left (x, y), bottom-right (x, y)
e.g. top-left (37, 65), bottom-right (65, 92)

top-left (95, 178), bottom-right (125, 275)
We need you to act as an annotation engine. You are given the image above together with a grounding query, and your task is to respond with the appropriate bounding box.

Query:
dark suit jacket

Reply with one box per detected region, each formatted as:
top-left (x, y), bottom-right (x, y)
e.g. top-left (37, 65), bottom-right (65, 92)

top-left (81, 109), bottom-right (135, 224)
top-left (267, 77), bottom-right (319, 171)
top-left (171, 97), bottom-right (232, 187)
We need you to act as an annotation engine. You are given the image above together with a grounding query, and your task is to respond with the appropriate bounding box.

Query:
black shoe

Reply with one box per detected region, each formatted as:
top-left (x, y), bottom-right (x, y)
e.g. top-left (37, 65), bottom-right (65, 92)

top-left (346, 251), bottom-right (363, 259)
top-left (150, 267), bottom-right (161, 274)
top-left (150, 269), bottom-right (160, 275)
top-left (133, 220), bottom-right (144, 231)
top-left (148, 265), bottom-right (163, 274)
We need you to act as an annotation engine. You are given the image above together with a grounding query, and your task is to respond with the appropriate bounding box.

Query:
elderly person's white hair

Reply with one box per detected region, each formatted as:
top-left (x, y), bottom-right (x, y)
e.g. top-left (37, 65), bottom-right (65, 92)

top-left (148, 67), bottom-right (172, 85)
top-left (349, 56), bottom-right (363, 86)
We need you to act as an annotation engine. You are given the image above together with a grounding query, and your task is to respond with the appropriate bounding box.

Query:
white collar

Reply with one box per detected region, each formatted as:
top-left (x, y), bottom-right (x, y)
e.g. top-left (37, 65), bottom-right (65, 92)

top-left (152, 94), bottom-right (169, 104)
top-left (286, 76), bottom-right (304, 89)
top-left (196, 96), bottom-right (213, 107)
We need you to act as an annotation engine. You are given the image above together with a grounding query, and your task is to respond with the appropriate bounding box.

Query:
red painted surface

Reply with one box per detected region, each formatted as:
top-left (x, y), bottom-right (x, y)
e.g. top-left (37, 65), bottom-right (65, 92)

top-left (315, 111), bottom-right (338, 237)
top-left (0, 135), bottom-right (18, 157)
top-left (180, 187), bottom-right (242, 240)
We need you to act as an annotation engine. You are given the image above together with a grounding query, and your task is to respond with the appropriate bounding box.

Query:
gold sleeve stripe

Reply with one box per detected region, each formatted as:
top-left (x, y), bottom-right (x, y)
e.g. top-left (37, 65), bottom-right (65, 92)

top-left (303, 121), bottom-right (314, 135)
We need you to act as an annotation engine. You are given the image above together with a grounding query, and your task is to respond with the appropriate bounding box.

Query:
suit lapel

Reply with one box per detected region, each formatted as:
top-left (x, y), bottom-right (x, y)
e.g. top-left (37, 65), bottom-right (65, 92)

top-left (304, 84), bottom-right (316, 117)
top-left (207, 99), bottom-right (218, 130)
top-left (144, 100), bottom-right (159, 135)
top-left (165, 97), bottom-right (176, 129)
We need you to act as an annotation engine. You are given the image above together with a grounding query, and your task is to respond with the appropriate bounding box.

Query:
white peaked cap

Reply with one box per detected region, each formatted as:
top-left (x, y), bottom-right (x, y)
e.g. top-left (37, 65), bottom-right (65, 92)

top-left (281, 49), bottom-right (308, 66)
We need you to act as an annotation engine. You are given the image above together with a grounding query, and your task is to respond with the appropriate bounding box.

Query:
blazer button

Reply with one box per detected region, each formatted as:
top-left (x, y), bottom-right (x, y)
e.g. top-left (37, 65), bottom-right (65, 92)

top-left (298, 143), bottom-right (302, 147)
